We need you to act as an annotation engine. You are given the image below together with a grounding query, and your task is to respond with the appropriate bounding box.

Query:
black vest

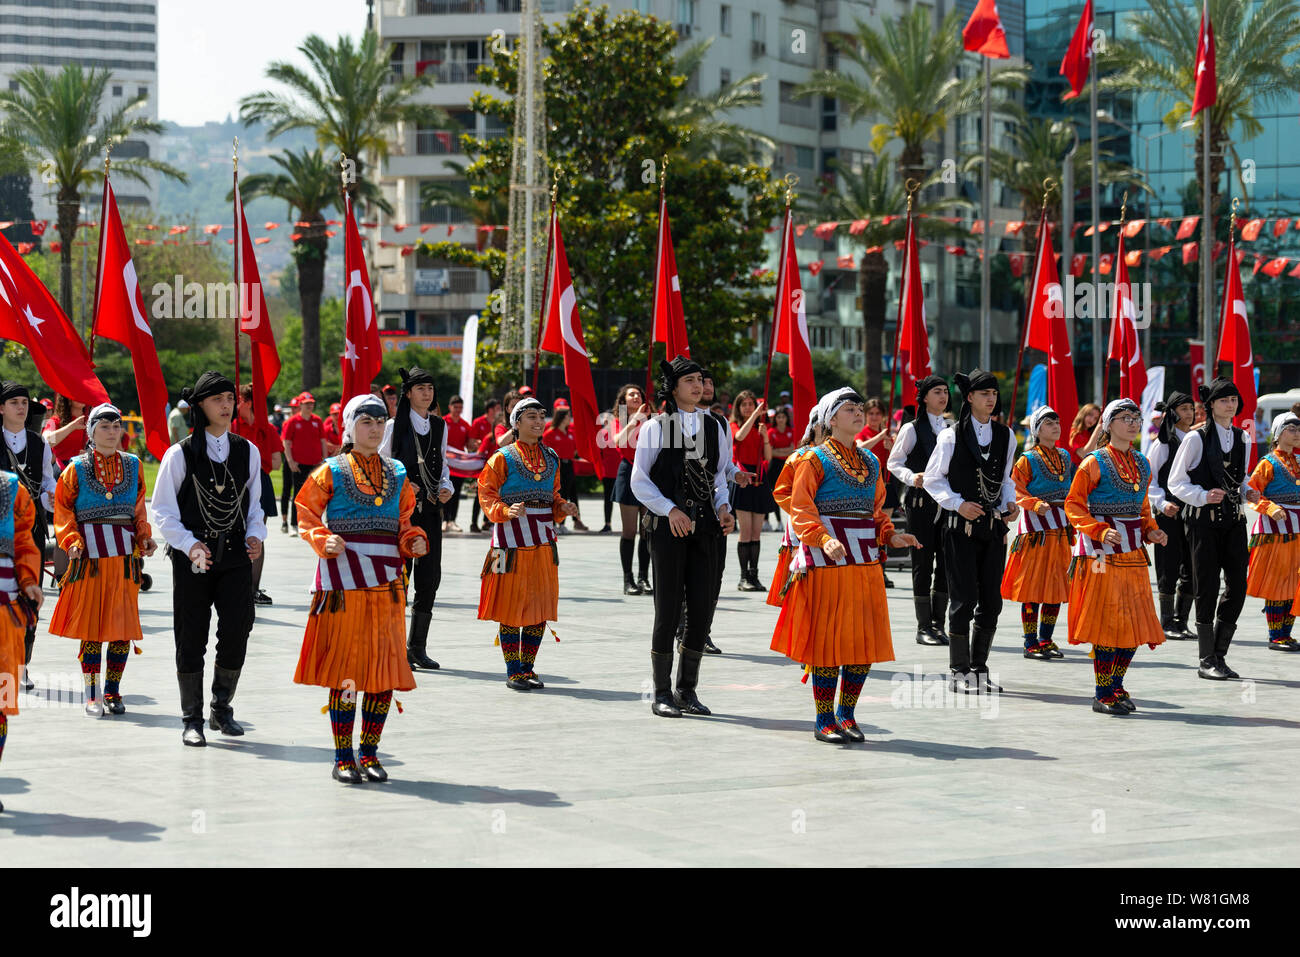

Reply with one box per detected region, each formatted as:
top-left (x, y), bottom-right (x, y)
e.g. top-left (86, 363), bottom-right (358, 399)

top-left (395, 413), bottom-right (445, 494)
top-left (1156, 430), bottom-right (1184, 506)
top-left (1, 429), bottom-right (47, 542)
top-left (946, 416), bottom-right (1010, 539)
top-left (1186, 423), bottom-right (1246, 526)
top-left (905, 414), bottom-right (940, 474)
top-left (648, 411), bottom-right (721, 526)
top-left (177, 432), bottom-right (252, 568)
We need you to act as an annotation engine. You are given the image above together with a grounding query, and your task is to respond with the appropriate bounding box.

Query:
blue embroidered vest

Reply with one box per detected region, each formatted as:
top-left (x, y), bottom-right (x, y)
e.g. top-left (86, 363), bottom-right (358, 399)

top-left (497, 443), bottom-right (558, 505)
top-left (1086, 447), bottom-right (1150, 516)
top-left (811, 442), bottom-right (879, 513)
top-left (324, 455), bottom-right (405, 535)
top-left (1023, 446), bottom-right (1073, 503)
top-left (0, 472), bottom-right (16, 557)
top-left (73, 452), bottom-right (139, 524)
top-left (1262, 452), bottom-right (1300, 505)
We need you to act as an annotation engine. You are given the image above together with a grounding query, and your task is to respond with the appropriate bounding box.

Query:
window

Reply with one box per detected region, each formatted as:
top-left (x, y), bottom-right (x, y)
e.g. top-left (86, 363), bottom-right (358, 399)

top-left (795, 145), bottom-right (815, 170)
top-left (7, 80), bottom-right (16, 91)
top-left (720, 68), bottom-right (731, 87)
top-left (137, 85), bottom-right (147, 99)
top-left (720, 4), bottom-right (731, 36)
top-left (389, 42), bottom-right (405, 81)
top-left (677, 0), bottom-right (696, 27)
top-left (751, 11), bottom-right (764, 40)
top-left (112, 84), bottom-right (122, 96)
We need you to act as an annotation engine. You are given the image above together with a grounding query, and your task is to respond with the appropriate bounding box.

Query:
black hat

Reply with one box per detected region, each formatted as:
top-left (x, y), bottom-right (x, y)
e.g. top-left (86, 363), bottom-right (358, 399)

top-left (953, 369), bottom-right (998, 428)
top-left (1198, 376), bottom-right (1240, 406)
top-left (1156, 391), bottom-right (1194, 445)
top-left (0, 381), bottom-right (29, 403)
top-left (181, 371), bottom-right (236, 431)
top-left (656, 355), bottom-right (704, 410)
top-left (915, 374), bottom-right (947, 406)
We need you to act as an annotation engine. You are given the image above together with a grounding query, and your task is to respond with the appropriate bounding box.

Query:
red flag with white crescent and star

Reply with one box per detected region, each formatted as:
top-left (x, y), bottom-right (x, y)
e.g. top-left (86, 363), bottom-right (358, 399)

top-left (235, 176), bottom-right (281, 425)
top-left (1216, 232), bottom-right (1258, 457)
top-left (1059, 0), bottom-right (1094, 101)
top-left (652, 194), bottom-right (689, 361)
top-left (1023, 213), bottom-right (1079, 432)
top-left (963, 0), bottom-right (1010, 59)
top-left (1107, 232), bottom-right (1147, 405)
top-left (341, 193), bottom-right (382, 402)
top-left (769, 207), bottom-right (816, 439)
top-left (1192, 0), bottom-right (1216, 116)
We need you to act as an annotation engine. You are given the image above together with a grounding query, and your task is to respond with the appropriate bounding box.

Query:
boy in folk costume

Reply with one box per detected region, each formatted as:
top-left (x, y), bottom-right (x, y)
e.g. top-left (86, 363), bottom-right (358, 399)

top-left (771, 388), bottom-right (919, 743)
top-left (477, 397), bottom-right (578, 691)
top-left (887, 375), bottom-right (952, 646)
top-left (151, 372), bottom-right (266, 747)
top-left (1001, 407), bottom-right (1075, 661)
top-left (0, 471), bottom-right (44, 814)
top-left (922, 370), bottom-right (1019, 693)
top-left (379, 366), bottom-right (454, 672)
top-left (0, 382), bottom-right (55, 691)
top-left (766, 416), bottom-right (824, 609)
top-left (1247, 413), bottom-right (1300, 651)
top-left (1168, 377), bottom-right (1261, 680)
top-left (1146, 391), bottom-right (1197, 641)
top-left (294, 395), bottom-right (429, 784)
top-left (48, 405), bottom-right (156, 716)
top-left (1064, 399), bottom-right (1168, 714)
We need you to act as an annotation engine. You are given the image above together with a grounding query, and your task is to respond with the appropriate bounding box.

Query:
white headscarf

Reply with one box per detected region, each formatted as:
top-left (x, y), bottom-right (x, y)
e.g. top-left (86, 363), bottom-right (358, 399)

top-left (812, 387), bottom-right (862, 433)
top-left (1271, 412), bottom-right (1300, 444)
top-left (85, 403), bottom-right (121, 438)
top-left (1101, 398), bottom-right (1141, 432)
top-left (1029, 405), bottom-right (1059, 439)
top-left (510, 396), bottom-right (545, 429)
top-left (341, 394), bottom-right (387, 445)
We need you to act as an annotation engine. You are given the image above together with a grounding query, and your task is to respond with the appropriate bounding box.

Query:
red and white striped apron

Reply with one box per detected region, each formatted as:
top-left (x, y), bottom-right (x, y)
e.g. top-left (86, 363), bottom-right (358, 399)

top-left (312, 533), bottom-right (404, 592)
top-left (791, 513), bottom-right (878, 572)
top-left (82, 522), bottom-right (135, 559)
top-left (1073, 515), bottom-right (1145, 558)
top-left (1252, 503), bottom-right (1300, 536)
top-left (491, 506), bottom-right (557, 549)
top-left (1014, 501), bottom-right (1067, 535)
top-left (0, 555), bottom-right (17, 603)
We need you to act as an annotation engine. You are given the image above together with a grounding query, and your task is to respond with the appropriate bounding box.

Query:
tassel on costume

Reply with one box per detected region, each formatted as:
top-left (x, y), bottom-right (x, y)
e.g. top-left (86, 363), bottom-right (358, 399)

top-left (551, 627), bottom-right (560, 643)
top-left (800, 663), bottom-right (811, 684)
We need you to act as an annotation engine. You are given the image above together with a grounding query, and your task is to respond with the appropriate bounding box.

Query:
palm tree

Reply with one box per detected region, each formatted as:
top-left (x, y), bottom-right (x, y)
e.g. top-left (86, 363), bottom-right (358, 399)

top-left (663, 38), bottom-right (774, 164)
top-left (238, 30), bottom-right (450, 208)
top-left (0, 65), bottom-right (186, 316)
top-left (1102, 0), bottom-right (1300, 226)
top-left (232, 148), bottom-right (347, 389)
top-left (796, 7), bottom-right (1027, 185)
top-left (809, 159), bottom-right (971, 397)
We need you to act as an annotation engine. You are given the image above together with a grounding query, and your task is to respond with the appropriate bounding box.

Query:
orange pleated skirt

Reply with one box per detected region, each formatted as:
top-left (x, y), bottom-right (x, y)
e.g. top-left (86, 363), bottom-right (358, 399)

top-left (1066, 554), bottom-right (1165, 649)
top-left (294, 586), bottom-right (416, 693)
top-left (1247, 536), bottom-right (1300, 601)
top-left (1001, 530), bottom-right (1072, 604)
top-left (770, 561), bottom-right (894, 667)
top-left (766, 546), bottom-right (792, 608)
top-left (477, 544), bottom-right (558, 627)
top-left (0, 612), bottom-right (23, 715)
top-left (48, 558), bottom-right (142, 642)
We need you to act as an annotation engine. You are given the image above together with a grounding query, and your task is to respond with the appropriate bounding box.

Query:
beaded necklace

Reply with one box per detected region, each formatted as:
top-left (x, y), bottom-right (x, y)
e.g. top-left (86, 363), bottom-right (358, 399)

top-left (826, 436), bottom-right (872, 484)
top-left (1274, 448), bottom-right (1300, 486)
top-left (1033, 444), bottom-right (1066, 482)
top-left (516, 439), bottom-right (547, 483)
top-left (348, 451), bottom-right (392, 506)
top-left (1108, 444), bottom-right (1144, 492)
top-left (93, 449), bottom-right (124, 498)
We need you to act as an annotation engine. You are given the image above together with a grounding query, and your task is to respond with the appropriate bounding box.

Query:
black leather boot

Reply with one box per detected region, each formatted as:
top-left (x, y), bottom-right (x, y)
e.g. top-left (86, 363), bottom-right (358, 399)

top-left (1158, 593), bottom-right (1180, 641)
top-left (674, 645), bottom-right (712, 716)
top-left (1173, 591), bottom-right (1195, 640)
top-left (1196, 622), bottom-right (1230, 680)
top-left (930, 591), bottom-right (951, 644)
top-left (971, 627), bottom-right (1003, 693)
top-left (623, 573), bottom-right (643, 596)
top-left (1214, 620), bottom-right (1240, 679)
top-left (948, 632), bottom-right (975, 693)
top-left (636, 574), bottom-right (654, 595)
top-left (22, 631), bottom-right (34, 691)
top-left (914, 596), bottom-right (943, 645)
top-left (406, 611), bottom-right (439, 670)
top-left (651, 652), bottom-right (681, 717)
top-left (179, 671), bottom-right (206, 746)
top-left (209, 667), bottom-right (245, 735)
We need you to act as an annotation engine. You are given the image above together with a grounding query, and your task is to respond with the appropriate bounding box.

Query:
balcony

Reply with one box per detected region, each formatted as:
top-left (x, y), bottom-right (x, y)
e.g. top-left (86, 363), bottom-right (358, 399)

top-left (415, 59), bottom-right (487, 84)
top-left (778, 102), bottom-right (816, 128)
top-left (416, 130), bottom-right (463, 155)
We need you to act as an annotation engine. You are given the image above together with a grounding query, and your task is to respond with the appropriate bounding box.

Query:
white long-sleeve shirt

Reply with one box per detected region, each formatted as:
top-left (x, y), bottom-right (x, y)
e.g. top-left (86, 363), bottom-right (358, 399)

top-left (887, 413), bottom-right (949, 487)
top-left (1145, 427), bottom-right (1187, 513)
top-left (630, 409), bottom-right (730, 518)
top-left (379, 411), bottom-right (454, 494)
top-left (922, 417), bottom-right (1017, 513)
top-left (2, 426), bottom-right (55, 511)
top-left (1167, 422), bottom-right (1253, 508)
top-left (151, 429), bottom-right (267, 556)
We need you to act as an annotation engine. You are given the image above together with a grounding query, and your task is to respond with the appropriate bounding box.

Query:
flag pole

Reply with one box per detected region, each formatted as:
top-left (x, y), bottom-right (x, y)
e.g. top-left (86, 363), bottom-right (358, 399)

top-left (764, 174), bottom-right (796, 407)
top-left (531, 168), bottom-right (558, 395)
top-left (1009, 182), bottom-right (1055, 429)
top-left (1202, 95), bottom-right (1215, 375)
top-left (980, 56), bottom-right (991, 370)
top-left (1089, 40), bottom-right (1101, 406)
top-left (647, 157), bottom-right (667, 402)
top-left (233, 137), bottom-right (241, 405)
top-left (89, 149), bottom-right (110, 362)
top-left (1103, 190), bottom-right (1128, 403)
top-left (888, 179), bottom-right (918, 425)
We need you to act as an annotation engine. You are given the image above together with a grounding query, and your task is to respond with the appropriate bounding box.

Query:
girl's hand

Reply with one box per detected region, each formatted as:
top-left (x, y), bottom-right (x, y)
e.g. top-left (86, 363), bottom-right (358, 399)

top-left (507, 502), bottom-right (526, 519)
top-left (324, 534), bottom-right (345, 556)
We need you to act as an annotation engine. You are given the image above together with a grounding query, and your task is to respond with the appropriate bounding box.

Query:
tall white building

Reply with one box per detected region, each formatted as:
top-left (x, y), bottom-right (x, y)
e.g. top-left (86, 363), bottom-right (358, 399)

top-left (0, 0), bottom-right (160, 220)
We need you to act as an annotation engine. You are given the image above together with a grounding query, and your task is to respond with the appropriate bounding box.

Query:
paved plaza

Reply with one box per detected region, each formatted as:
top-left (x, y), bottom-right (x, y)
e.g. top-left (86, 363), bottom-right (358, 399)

top-left (2, 509), bottom-right (1298, 867)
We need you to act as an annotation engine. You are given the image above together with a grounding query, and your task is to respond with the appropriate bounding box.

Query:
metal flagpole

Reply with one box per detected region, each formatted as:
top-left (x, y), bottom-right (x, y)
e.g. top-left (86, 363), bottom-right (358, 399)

top-left (980, 57), bottom-right (991, 370)
top-left (1089, 49), bottom-right (1101, 404)
top-left (521, 0), bottom-right (536, 383)
top-left (531, 170), bottom-right (558, 395)
top-left (233, 137), bottom-right (241, 403)
top-left (1202, 104), bottom-right (1215, 375)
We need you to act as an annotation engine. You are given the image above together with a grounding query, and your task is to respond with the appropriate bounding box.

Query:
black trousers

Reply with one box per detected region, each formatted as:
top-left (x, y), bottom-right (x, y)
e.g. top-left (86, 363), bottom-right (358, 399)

top-left (903, 496), bottom-right (945, 596)
top-left (280, 459), bottom-right (293, 522)
top-left (288, 463), bottom-right (319, 527)
top-left (602, 478), bottom-right (615, 527)
top-left (1186, 520), bottom-right (1249, 626)
top-left (944, 526), bottom-right (1006, 635)
top-left (171, 551), bottom-right (254, 674)
top-left (406, 498), bottom-right (444, 615)
top-left (711, 528), bottom-right (727, 607)
top-left (558, 460), bottom-right (578, 511)
top-left (445, 476), bottom-right (466, 523)
top-left (650, 519), bottom-right (720, 655)
top-left (1153, 512), bottom-right (1193, 596)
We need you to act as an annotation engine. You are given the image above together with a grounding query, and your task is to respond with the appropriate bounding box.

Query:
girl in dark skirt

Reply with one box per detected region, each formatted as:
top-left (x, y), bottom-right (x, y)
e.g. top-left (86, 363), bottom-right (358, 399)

top-left (856, 397), bottom-right (900, 586)
top-left (610, 383), bottom-right (653, 595)
top-left (730, 390), bottom-right (773, 591)
top-left (767, 407), bottom-right (795, 529)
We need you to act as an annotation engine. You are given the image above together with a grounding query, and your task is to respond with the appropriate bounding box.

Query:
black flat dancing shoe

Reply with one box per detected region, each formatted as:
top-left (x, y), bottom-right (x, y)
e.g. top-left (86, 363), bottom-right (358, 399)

top-left (738, 577), bottom-right (764, 592)
top-left (84, 698), bottom-right (102, 718)
top-left (636, 577), bottom-right (654, 595)
top-left (182, 722), bottom-right (206, 747)
top-left (103, 694), bottom-right (126, 715)
top-left (1023, 644), bottom-right (1051, 660)
top-left (1113, 692), bottom-right (1137, 713)
top-left (703, 639), bottom-right (722, 655)
top-left (523, 672), bottom-right (545, 689)
top-left (253, 589), bottom-right (273, 606)
top-left (623, 575), bottom-right (643, 596)
top-left (1269, 639), bottom-right (1300, 652)
top-left (1042, 641), bottom-right (1065, 659)
top-left (280, 521), bottom-right (289, 534)
top-left (360, 760), bottom-right (388, 783)
top-left (814, 726), bottom-right (847, 743)
top-left (882, 573), bottom-right (895, 589)
top-left (507, 674), bottom-right (532, 692)
top-left (332, 763), bottom-right (364, 785)
top-left (1092, 698), bottom-right (1128, 716)
top-left (837, 720), bottom-right (866, 743)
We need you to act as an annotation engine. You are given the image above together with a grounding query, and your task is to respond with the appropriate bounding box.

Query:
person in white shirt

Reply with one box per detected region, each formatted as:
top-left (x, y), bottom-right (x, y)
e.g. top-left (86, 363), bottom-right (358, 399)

top-left (922, 369), bottom-right (1019, 693)
top-left (887, 374), bottom-right (951, 646)
top-left (151, 372), bottom-right (266, 747)
top-left (1167, 377), bottom-right (1261, 680)
top-left (379, 367), bottom-right (453, 672)
top-left (1146, 391), bottom-right (1197, 641)
top-left (631, 356), bottom-right (735, 719)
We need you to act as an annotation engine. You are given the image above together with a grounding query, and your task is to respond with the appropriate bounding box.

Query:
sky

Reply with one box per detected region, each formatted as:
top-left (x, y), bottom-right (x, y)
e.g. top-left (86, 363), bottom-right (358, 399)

top-left (157, 0), bottom-right (371, 127)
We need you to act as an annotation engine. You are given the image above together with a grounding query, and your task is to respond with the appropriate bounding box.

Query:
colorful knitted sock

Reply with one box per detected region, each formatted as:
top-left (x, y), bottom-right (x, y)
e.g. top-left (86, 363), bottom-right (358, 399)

top-left (1093, 646), bottom-right (1118, 702)
top-left (1021, 603), bottom-right (1040, 648)
top-left (835, 664), bottom-right (871, 726)
top-left (519, 623), bottom-right (545, 675)
top-left (358, 690), bottom-right (392, 768)
top-left (328, 688), bottom-right (357, 769)
top-left (811, 666), bottom-right (838, 731)
top-left (1286, 609), bottom-right (1297, 642)
top-left (103, 641), bottom-right (130, 699)
top-left (0, 713), bottom-right (6, 765)
top-left (1039, 603), bottom-right (1061, 644)
top-left (1112, 646), bottom-right (1137, 697)
top-left (1264, 600), bottom-right (1291, 642)
top-left (79, 641), bottom-right (102, 699)
top-left (499, 624), bottom-right (522, 677)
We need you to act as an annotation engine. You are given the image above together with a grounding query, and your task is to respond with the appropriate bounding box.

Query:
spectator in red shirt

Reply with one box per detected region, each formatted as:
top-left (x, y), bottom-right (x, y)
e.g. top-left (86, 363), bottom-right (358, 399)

top-left (1067, 402), bottom-right (1102, 463)
top-left (43, 394), bottom-right (88, 471)
top-left (278, 396), bottom-right (298, 528)
top-left (280, 392), bottom-right (326, 532)
top-left (543, 403), bottom-right (589, 532)
top-left (467, 397), bottom-right (502, 532)
top-left (730, 390), bottom-right (773, 591)
top-left (854, 397), bottom-right (900, 587)
top-left (382, 384), bottom-right (399, 420)
top-left (596, 411), bottom-right (622, 533)
top-left (235, 384), bottom-right (284, 606)
top-left (766, 406), bottom-right (795, 526)
top-left (442, 394), bottom-right (473, 532)
top-left (611, 383), bottom-right (653, 594)
top-left (494, 389), bottom-right (521, 449)
top-left (322, 402), bottom-right (344, 456)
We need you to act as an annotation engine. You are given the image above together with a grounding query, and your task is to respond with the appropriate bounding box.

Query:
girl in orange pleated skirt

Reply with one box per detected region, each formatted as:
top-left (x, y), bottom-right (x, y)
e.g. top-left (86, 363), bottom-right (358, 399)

top-left (766, 420), bottom-right (823, 608)
top-left (477, 398), bottom-right (577, 692)
top-left (48, 404), bottom-right (156, 719)
top-left (293, 395), bottom-right (429, 785)
top-left (1001, 407), bottom-right (1075, 661)
top-left (769, 388), bottom-right (918, 744)
top-left (0, 474), bottom-right (44, 814)
top-left (1249, 413), bottom-right (1300, 651)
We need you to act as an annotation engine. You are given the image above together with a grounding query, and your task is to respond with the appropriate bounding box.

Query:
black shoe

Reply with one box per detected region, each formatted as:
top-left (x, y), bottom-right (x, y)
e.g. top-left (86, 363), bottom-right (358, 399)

top-left (599, 525), bottom-right (612, 534)
top-left (332, 763), bottom-right (364, 785)
top-left (948, 670), bottom-right (977, 694)
top-left (1092, 698), bottom-right (1128, 716)
top-left (522, 671), bottom-right (545, 689)
top-left (930, 591), bottom-right (950, 643)
top-left (506, 674), bottom-right (532, 692)
top-left (179, 671), bottom-right (206, 745)
top-left (406, 611), bottom-right (439, 670)
top-left (1114, 692), bottom-right (1137, 712)
top-left (208, 712), bottom-right (245, 735)
top-left (837, 720), bottom-right (866, 743)
top-left (1216, 655), bottom-right (1240, 680)
top-left (916, 628), bottom-right (946, 646)
top-left (739, 577), bottom-right (764, 592)
top-left (253, 589), bottom-right (273, 606)
top-left (470, 523), bottom-right (481, 534)
top-left (1197, 657), bottom-right (1231, 680)
top-left (1269, 638), bottom-right (1300, 652)
top-left (652, 691), bottom-right (682, 717)
top-left (182, 722), bottom-right (206, 747)
top-left (22, 672), bottom-right (33, 691)
top-left (280, 521), bottom-right (289, 534)
top-left (674, 645), bottom-right (711, 715)
top-left (636, 577), bottom-right (654, 595)
top-left (360, 760), bottom-right (388, 783)
top-left (703, 639), bottom-right (722, 655)
top-left (882, 573), bottom-right (895, 589)
top-left (1024, 644), bottom-right (1051, 660)
top-left (651, 652), bottom-right (681, 716)
top-left (103, 694), bottom-right (126, 715)
top-left (1213, 621), bottom-right (1239, 678)
top-left (974, 669), bottom-right (1003, 694)
top-left (814, 726), bottom-right (847, 743)
top-left (623, 575), bottom-right (643, 596)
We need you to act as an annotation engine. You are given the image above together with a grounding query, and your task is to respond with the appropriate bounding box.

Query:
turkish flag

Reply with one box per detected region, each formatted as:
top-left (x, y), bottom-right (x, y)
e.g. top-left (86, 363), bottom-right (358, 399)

top-left (1240, 218), bottom-right (1264, 241)
top-left (1262, 257), bottom-right (1290, 277)
top-left (893, 209), bottom-right (929, 415)
top-left (93, 179), bottom-right (169, 459)
top-left (1182, 242), bottom-right (1199, 264)
top-left (1216, 233), bottom-right (1258, 453)
top-left (1059, 0), bottom-right (1094, 100)
top-left (1107, 233), bottom-right (1147, 405)
top-left (1192, 1), bottom-right (1216, 116)
top-left (0, 235), bottom-right (109, 408)
top-left (1023, 215), bottom-right (1079, 433)
top-left (341, 193), bottom-right (382, 402)
top-left (235, 178), bottom-right (281, 426)
top-left (538, 209), bottom-right (600, 470)
top-left (1123, 219), bottom-right (1145, 238)
top-left (651, 195), bottom-right (689, 361)
top-left (963, 0), bottom-right (1010, 58)
top-left (771, 208), bottom-right (817, 439)
top-left (1175, 215), bottom-right (1200, 240)
top-left (1069, 253), bottom-right (1087, 277)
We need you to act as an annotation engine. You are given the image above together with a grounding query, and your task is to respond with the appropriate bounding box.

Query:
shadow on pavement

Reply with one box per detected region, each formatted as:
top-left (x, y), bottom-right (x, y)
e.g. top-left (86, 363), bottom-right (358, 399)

top-left (376, 778), bottom-right (569, 807)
